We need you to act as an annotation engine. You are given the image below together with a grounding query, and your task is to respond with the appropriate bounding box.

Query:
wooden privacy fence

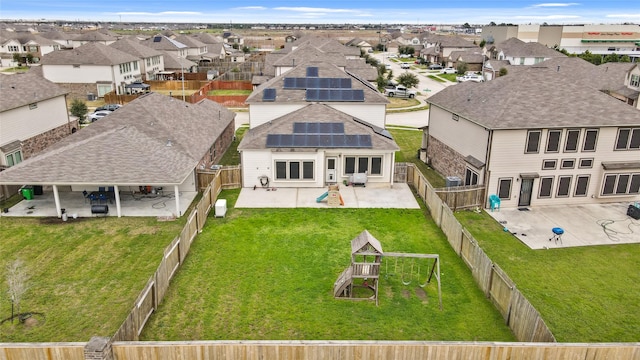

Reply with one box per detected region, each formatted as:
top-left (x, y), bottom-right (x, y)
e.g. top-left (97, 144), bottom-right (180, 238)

top-left (111, 172), bottom-right (224, 342)
top-left (434, 184), bottom-right (485, 210)
top-left (405, 163), bottom-right (556, 343)
top-left (197, 166), bottom-right (242, 190)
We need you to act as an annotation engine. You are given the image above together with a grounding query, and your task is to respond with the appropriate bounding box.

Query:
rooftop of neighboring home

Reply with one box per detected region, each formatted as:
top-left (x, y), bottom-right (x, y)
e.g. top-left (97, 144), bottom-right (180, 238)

top-left (427, 66), bottom-right (639, 130)
top-left (345, 58), bottom-right (378, 82)
top-left (39, 42), bottom-right (140, 66)
top-left (0, 72), bottom-right (69, 112)
top-left (422, 33), bottom-right (478, 48)
top-left (140, 35), bottom-right (187, 51)
top-left (160, 51), bottom-right (197, 69)
top-left (72, 30), bottom-right (117, 42)
top-left (592, 62), bottom-right (638, 95)
top-left (109, 37), bottom-right (162, 59)
top-left (0, 30), bottom-right (59, 47)
top-left (247, 62), bottom-right (387, 105)
top-left (449, 50), bottom-right (486, 63)
top-left (173, 34), bottom-right (208, 49)
top-left (280, 36), bottom-right (361, 57)
top-left (490, 37), bottom-right (565, 58)
top-left (0, 92), bottom-right (235, 185)
top-left (238, 103), bottom-right (399, 151)
top-left (190, 32), bottom-right (224, 44)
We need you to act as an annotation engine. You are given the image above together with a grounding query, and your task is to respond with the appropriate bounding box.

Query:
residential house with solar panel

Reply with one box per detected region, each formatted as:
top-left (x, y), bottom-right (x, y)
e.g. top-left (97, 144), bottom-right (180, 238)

top-left (425, 66), bottom-right (640, 209)
top-left (238, 62), bottom-right (398, 189)
top-left (40, 42), bottom-right (142, 98)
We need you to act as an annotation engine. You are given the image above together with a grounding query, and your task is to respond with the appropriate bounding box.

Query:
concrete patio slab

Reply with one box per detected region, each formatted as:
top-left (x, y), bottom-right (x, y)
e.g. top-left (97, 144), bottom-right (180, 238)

top-left (234, 182), bottom-right (420, 209)
top-left (487, 202), bottom-right (640, 250)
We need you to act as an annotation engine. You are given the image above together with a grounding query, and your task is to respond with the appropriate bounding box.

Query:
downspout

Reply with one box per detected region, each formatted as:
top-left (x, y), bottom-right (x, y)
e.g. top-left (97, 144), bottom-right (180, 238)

top-left (483, 129), bottom-right (493, 208)
top-left (174, 185), bottom-right (181, 218)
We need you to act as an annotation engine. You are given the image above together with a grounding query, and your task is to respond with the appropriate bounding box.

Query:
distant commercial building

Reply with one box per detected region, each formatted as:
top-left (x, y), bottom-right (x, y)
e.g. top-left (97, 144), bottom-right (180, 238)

top-left (481, 24), bottom-right (640, 60)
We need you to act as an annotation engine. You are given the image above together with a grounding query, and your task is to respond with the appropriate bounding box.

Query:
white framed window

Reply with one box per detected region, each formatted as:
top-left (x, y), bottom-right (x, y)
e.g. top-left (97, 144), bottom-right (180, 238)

top-left (344, 156), bottom-right (383, 176)
top-left (630, 74), bottom-right (640, 88)
top-left (5, 150), bottom-right (23, 167)
top-left (560, 159), bottom-right (575, 169)
top-left (525, 130), bottom-right (541, 154)
top-left (465, 168), bottom-right (479, 186)
top-left (564, 129), bottom-right (580, 152)
top-left (556, 176), bottom-right (572, 197)
top-left (574, 175), bottom-right (590, 197)
top-left (579, 158), bottom-right (593, 169)
top-left (8, 45), bottom-right (19, 52)
top-left (615, 128), bottom-right (640, 150)
top-left (542, 159), bottom-right (557, 170)
top-left (546, 130), bottom-right (562, 152)
top-left (539, 177), bottom-right (554, 198)
top-left (602, 173), bottom-right (640, 195)
top-left (498, 178), bottom-right (512, 199)
top-left (582, 129), bottom-right (598, 152)
top-left (275, 160), bottom-right (314, 180)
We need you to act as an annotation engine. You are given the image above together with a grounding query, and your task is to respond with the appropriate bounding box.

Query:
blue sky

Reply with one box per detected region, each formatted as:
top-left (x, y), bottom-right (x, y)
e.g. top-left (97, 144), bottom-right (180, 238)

top-left (1, 1), bottom-right (639, 24)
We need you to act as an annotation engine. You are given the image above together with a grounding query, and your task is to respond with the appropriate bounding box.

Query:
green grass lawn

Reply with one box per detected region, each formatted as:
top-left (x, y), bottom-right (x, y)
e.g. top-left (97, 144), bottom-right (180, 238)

top-left (140, 190), bottom-right (515, 341)
top-left (207, 89), bottom-right (252, 96)
top-left (455, 210), bottom-right (640, 342)
top-left (0, 217), bottom-right (185, 342)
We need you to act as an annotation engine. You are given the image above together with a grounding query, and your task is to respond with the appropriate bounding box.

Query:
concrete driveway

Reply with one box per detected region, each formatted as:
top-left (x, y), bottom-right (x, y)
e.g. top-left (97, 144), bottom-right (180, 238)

top-left (487, 202), bottom-right (640, 250)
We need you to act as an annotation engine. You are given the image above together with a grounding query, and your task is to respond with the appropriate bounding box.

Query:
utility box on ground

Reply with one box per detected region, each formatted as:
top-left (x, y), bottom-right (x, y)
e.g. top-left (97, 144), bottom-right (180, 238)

top-left (215, 199), bottom-right (227, 218)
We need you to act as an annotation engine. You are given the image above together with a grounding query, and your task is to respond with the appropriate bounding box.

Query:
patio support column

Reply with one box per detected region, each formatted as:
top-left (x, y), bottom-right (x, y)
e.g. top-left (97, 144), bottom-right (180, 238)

top-left (52, 185), bottom-right (62, 218)
top-left (174, 185), bottom-right (181, 218)
top-left (114, 185), bottom-right (122, 218)
top-left (390, 153), bottom-right (395, 187)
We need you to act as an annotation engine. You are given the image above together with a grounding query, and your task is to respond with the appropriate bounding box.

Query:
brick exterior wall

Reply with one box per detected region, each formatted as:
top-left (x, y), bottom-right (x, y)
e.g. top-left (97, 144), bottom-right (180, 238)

top-left (197, 121), bottom-right (236, 169)
top-left (56, 83), bottom-right (102, 101)
top-left (21, 120), bottom-right (79, 160)
top-left (426, 135), bottom-right (467, 181)
top-left (84, 336), bottom-right (113, 360)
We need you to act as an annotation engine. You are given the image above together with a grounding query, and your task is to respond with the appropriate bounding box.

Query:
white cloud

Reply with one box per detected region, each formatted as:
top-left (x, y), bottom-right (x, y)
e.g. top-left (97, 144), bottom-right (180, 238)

top-left (274, 7), bottom-right (360, 14)
top-left (606, 13), bottom-right (640, 19)
top-left (531, 3), bottom-right (580, 7)
top-left (514, 14), bottom-right (582, 20)
top-left (115, 11), bottom-right (202, 16)
top-left (233, 6), bottom-right (266, 11)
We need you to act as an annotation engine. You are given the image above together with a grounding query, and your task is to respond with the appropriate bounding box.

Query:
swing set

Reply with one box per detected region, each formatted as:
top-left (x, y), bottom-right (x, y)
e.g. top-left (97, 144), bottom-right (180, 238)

top-left (383, 252), bottom-right (443, 310)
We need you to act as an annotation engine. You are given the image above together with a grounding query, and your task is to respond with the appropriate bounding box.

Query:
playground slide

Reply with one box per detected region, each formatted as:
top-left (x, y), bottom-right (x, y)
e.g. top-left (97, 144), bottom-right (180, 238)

top-left (333, 266), bottom-right (353, 297)
top-left (316, 191), bottom-right (329, 203)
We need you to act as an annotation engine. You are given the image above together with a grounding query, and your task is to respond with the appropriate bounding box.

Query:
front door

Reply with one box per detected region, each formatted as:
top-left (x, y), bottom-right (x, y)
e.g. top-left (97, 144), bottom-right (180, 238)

top-left (518, 178), bottom-right (534, 207)
top-left (326, 157), bottom-right (337, 183)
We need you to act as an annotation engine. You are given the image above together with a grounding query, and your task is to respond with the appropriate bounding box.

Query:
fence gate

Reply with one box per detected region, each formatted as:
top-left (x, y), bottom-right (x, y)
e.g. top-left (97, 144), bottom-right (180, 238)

top-left (394, 162), bottom-right (408, 183)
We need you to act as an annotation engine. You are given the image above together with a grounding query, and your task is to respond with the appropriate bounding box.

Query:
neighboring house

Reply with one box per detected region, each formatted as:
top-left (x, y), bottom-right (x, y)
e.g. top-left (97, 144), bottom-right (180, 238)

top-left (40, 42), bottom-right (142, 97)
top-left (0, 31), bottom-right (61, 66)
top-left (173, 35), bottom-right (219, 64)
top-left (345, 38), bottom-right (373, 54)
top-left (190, 33), bottom-right (226, 60)
top-left (488, 37), bottom-right (566, 65)
top-left (71, 30), bottom-right (117, 48)
top-left (593, 63), bottom-right (640, 109)
top-left (0, 72), bottom-right (77, 168)
top-left (447, 50), bottom-right (486, 72)
top-left (222, 32), bottom-right (244, 46)
top-left (425, 67), bottom-right (640, 208)
top-left (420, 34), bottom-right (478, 65)
top-left (159, 51), bottom-right (198, 76)
top-left (39, 30), bottom-right (74, 49)
top-left (239, 62), bottom-right (398, 189)
top-left (0, 92), bottom-right (236, 218)
top-left (109, 38), bottom-right (164, 81)
top-left (141, 35), bottom-right (188, 59)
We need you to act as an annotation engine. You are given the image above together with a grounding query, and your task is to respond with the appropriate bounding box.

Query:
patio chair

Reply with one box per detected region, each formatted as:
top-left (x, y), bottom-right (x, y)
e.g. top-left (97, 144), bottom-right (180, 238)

top-left (99, 186), bottom-right (106, 192)
top-left (489, 194), bottom-right (501, 212)
top-left (82, 190), bottom-right (90, 203)
top-left (98, 193), bottom-right (108, 204)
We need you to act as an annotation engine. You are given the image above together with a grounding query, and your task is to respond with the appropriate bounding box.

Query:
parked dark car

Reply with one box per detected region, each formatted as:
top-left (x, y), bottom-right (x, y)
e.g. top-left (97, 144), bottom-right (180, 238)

top-left (96, 104), bottom-right (122, 112)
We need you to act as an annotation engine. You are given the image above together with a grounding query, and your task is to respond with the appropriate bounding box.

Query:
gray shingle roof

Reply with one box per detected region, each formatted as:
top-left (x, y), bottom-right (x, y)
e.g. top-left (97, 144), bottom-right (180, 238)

top-left (73, 31), bottom-right (117, 42)
top-left (492, 37), bottom-right (565, 58)
top-left (426, 66), bottom-right (640, 130)
top-left (246, 62), bottom-right (387, 104)
top-left (272, 43), bottom-right (347, 67)
top-left (109, 38), bottom-right (162, 59)
top-left (0, 93), bottom-right (235, 185)
top-left (40, 42), bottom-right (140, 66)
top-left (238, 103), bottom-right (398, 151)
top-left (140, 35), bottom-right (187, 51)
top-left (160, 51), bottom-right (197, 70)
top-left (0, 72), bottom-right (68, 112)
top-left (173, 35), bottom-right (207, 48)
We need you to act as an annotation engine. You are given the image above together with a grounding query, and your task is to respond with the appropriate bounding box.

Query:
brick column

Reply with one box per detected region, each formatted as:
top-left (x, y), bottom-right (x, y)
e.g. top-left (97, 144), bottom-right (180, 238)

top-left (84, 336), bottom-right (113, 360)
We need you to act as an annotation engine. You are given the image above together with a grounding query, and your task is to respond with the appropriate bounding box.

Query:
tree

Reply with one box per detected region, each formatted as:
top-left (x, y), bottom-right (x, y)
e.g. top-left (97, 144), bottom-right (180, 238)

top-left (70, 98), bottom-right (88, 122)
top-left (375, 75), bottom-right (387, 91)
top-left (12, 53), bottom-right (21, 65)
top-left (498, 67), bottom-right (508, 76)
top-left (241, 46), bottom-right (250, 53)
top-left (489, 21), bottom-right (497, 26)
top-left (25, 53), bottom-right (34, 65)
top-left (479, 39), bottom-right (486, 48)
top-left (396, 72), bottom-right (419, 89)
top-left (6, 258), bottom-right (29, 322)
top-left (456, 61), bottom-right (468, 75)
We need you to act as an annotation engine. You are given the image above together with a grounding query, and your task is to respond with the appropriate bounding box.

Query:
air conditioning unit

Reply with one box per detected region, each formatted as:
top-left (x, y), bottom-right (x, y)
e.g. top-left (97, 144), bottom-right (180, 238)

top-left (446, 176), bottom-right (462, 187)
top-left (349, 173), bottom-right (367, 187)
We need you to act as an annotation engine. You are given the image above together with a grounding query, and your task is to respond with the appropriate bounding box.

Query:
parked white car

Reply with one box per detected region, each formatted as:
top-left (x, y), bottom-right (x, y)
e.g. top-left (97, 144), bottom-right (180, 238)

top-left (456, 73), bottom-right (485, 83)
top-left (400, 63), bottom-right (411, 69)
top-left (442, 67), bottom-right (457, 74)
top-left (86, 110), bottom-right (112, 123)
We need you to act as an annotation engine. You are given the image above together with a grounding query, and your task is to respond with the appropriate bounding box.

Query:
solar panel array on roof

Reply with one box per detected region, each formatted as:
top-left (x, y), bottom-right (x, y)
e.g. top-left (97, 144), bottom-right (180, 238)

top-left (293, 122), bottom-right (344, 134)
top-left (262, 88), bottom-right (276, 101)
top-left (283, 77), bottom-right (352, 89)
top-left (266, 134), bottom-right (372, 148)
top-left (153, 36), bottom-right (162, 42)
top-left (306, 66), bottom-right (319, 77)
top-left (306, 89), bottom-right (365, 102)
